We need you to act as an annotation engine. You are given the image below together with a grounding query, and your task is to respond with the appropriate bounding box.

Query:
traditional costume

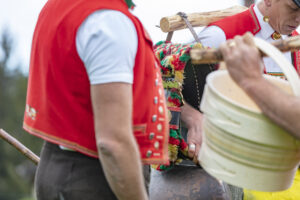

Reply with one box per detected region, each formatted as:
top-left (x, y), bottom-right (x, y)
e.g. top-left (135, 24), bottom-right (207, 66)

top-left (154, 2), bottom-right (300, 199)
top-left (23, 0), bottom-right (169, 198)
top-left (196, 4), bottom-right (300, 78)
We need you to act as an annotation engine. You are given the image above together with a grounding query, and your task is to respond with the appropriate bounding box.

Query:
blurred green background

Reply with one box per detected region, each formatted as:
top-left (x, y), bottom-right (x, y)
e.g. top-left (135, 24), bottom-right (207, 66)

top-left (0, 29), bottom-right (43, 200)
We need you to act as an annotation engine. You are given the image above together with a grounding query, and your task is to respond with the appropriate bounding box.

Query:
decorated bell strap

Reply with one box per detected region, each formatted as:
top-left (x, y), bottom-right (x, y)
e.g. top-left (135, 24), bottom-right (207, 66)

top-left (168, 107), bottom-right (181, 130)
top-left (153, 41), bottom-right (207, 171)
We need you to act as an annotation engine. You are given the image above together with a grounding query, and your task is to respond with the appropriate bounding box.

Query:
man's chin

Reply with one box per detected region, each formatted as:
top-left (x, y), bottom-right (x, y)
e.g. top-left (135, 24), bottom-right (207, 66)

top-left (284, 27), bottom-right (298, 35)
top-left (280, 30), bottom-right (294, 35)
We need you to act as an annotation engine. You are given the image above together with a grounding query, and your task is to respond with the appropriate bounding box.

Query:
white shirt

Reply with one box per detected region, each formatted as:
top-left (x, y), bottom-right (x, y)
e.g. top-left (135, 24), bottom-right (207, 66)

top-left (60, 10), bottom-right (138, 151)
top-left (76, 10), bottom-right (138, 85)
top-left (189, 5), bottom-right (291, 74)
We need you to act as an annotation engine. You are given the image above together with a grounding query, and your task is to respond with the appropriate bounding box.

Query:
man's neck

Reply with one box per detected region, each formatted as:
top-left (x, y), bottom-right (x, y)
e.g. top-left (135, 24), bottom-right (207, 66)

top-left (257, 1), bottom-right (267, 17)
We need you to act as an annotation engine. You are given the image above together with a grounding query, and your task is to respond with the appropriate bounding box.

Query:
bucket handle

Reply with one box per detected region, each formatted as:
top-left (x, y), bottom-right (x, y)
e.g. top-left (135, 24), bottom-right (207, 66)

top-left (254, 37), bottom-right (300, 96)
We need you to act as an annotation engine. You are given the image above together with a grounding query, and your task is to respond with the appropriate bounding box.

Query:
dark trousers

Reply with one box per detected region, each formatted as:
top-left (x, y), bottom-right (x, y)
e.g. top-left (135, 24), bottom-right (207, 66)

top-left (35, 141), bottom-right (150, 200)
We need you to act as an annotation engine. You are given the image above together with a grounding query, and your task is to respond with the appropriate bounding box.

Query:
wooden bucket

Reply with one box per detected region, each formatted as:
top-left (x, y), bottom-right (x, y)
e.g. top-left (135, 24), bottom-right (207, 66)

top-left (198, 38), bottom-right (300, 192)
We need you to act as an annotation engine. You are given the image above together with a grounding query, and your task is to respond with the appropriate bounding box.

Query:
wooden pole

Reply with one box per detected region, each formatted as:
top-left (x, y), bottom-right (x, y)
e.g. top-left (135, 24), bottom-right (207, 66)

top-left (190, 35), bottom-right (300, 64)
top-left (160, 5), bottom-right (247, 33)
top-left (0, 129), bottom-right (40, 165)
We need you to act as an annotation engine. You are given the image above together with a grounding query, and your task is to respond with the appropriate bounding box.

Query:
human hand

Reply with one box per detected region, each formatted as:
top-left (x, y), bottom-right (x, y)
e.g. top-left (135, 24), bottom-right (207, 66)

top-left (219, 32), bottom-right (264, 90)
top-left (186, 122), bottom-right (202, 164)
top-left (181, 103), bottom-right (203, 164)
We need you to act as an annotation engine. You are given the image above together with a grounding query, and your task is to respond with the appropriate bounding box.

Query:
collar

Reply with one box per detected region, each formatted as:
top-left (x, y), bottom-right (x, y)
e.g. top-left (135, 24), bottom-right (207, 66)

top-left (253, 4), bottom-right (288, 40)
top-left (253, 5), bottom-right (275, 40)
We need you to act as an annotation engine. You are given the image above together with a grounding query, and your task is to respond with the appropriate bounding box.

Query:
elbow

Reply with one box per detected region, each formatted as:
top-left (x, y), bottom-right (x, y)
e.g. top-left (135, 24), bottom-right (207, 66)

top-left (97, 140), bottom-right (119, 157)
top-left (96, 138), bottom-right (137, 158)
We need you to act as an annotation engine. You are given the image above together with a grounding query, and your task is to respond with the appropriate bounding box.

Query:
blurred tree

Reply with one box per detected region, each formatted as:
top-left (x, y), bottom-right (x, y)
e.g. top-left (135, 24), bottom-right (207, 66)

top-left (243, 0), bottom-right (255, 7)
top-left (0, 28), bottom-right (42, 200)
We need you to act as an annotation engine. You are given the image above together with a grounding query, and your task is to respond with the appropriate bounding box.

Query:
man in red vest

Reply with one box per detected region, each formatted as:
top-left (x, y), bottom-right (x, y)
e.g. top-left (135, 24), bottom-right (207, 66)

top-left (183, 0), bottom-right (300, 165)
top-left (23, 0), bottom-right (169, 199)
top-left (182, 0), bottom-right (300, 199)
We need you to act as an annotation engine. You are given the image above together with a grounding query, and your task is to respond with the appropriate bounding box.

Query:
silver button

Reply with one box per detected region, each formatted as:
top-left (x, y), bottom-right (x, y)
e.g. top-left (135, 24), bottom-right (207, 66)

top-left (158, 89), bottom-right (162, 96)
top-left (156, 135), bottom-right (163, 140)
top-left (146, 150), bottom-right (152, 158)
top-left (155, 62), bottom-right (159, 68)
top-left (157, 123), bottom-right (162, 132)
top-left (154, 141), bottom-right (160, 149)
top-left (153, 153), bottom-right (161, 157)
top-left (149, 132), bottom-right (155, 140)
top-left (155, 79), bottom-right (159, 86)
top-left (152, 115), bottom-right (157, 122)
top-left (158, 106), bottom-right (164, 114)
top-left (154, 96), bottom-right (158, 104)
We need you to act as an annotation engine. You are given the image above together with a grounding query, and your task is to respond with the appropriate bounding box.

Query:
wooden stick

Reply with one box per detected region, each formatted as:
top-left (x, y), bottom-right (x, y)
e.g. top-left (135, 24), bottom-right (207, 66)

top-left (190, 35), bottom-right (300, 64)
top-left (160, 5), bottom-right (247, 33)
top-left (0, 129), bottom-right (40, 165)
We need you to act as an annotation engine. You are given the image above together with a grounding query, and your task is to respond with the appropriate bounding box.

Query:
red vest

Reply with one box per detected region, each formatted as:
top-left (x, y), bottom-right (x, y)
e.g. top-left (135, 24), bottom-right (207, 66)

top-left (23, 0), bottom-right (169, 165)
top-left (210, 4), bottom-right (300, 75)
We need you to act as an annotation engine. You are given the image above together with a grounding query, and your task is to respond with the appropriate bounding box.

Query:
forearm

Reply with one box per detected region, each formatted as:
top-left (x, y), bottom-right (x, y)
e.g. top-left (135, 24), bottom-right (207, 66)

top-left (181, 103), bottom-right (203, 162)
top-left (97, 133), bottom-right (148, 200)
top-left (242, 78), bottom-right (300, 139)
top-left (181, 103), bottom-right (203, 128)
top-left (91, 83), bottom-right (148, 200)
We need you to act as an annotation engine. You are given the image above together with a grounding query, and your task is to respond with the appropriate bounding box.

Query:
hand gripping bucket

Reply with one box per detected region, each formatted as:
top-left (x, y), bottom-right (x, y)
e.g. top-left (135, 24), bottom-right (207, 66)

top-left (198, 38), bottom-right (300, 192)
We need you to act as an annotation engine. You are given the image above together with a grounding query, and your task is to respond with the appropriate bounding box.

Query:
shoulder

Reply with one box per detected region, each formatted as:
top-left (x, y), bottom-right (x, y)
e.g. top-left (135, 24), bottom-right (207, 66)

top-left (76, 9), bottom-right (138, 85)
top-left (198, 26), bottom-right (226, 48)
top-left (76, 9), bottom-right (138, 59)
top-left (79, 9), bottom-right (136, 34)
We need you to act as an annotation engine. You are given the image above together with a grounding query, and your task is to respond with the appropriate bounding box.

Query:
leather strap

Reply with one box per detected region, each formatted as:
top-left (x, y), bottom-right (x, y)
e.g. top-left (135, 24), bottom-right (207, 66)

top-left (166, 12), bottom-right (201, 43)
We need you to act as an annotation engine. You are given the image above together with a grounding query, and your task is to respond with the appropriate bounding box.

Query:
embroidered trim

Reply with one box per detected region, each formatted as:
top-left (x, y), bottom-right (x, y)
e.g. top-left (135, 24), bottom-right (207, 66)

top-left (23, 122), bottom-right (98, 157)
top-left (267, 72), bottom-right (286, 79)
top-left (23, 122), bottom-right (169, 165)
top-left (249, 5), bottom-right (261, 34)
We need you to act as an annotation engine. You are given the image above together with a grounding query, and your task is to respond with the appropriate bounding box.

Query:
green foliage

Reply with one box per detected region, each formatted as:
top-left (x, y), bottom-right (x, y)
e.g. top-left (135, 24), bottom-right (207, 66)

top-left (0, 29), bottom-right (43, 200)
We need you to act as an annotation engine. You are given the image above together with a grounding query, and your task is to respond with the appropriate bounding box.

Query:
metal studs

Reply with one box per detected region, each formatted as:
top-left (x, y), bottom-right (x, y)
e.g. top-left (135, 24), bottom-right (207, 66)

top-left (154, 141), bottom-right (160, 149)
top-left (146, 150), bottom-right (152, 158)
top-left (158, 106), bottom-right (164, 114)
top-left (158, 89), bottom-right (162, 96)
top-left (154, 96), bottom-right (158, 104)
top-left (149, 132), bottom-right (155, 140)
top-left (153, 153), bottom-right (161, 157)
top-left (152, 115), bottom-right (157, 122)
top-left (156, 135), bottom-right (163, 140)
top-left (157, 123), bottom-right (162, 132)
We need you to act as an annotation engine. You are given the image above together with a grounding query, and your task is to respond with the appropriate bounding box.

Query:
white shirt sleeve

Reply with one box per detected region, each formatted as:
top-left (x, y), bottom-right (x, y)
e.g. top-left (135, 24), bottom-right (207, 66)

top-left (76, 10), bottom-right (138, 85)
top-left (184, 25), bottom-right (226, 48)
top-left (197, 25), bottom-right (226, 48)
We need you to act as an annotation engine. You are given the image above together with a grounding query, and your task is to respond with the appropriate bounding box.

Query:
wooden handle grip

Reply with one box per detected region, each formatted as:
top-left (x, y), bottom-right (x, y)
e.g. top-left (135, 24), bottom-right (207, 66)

top-left (160, 5), bottom-right (247, 33)
top-left (191, 35), bottom-right (300, 64)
